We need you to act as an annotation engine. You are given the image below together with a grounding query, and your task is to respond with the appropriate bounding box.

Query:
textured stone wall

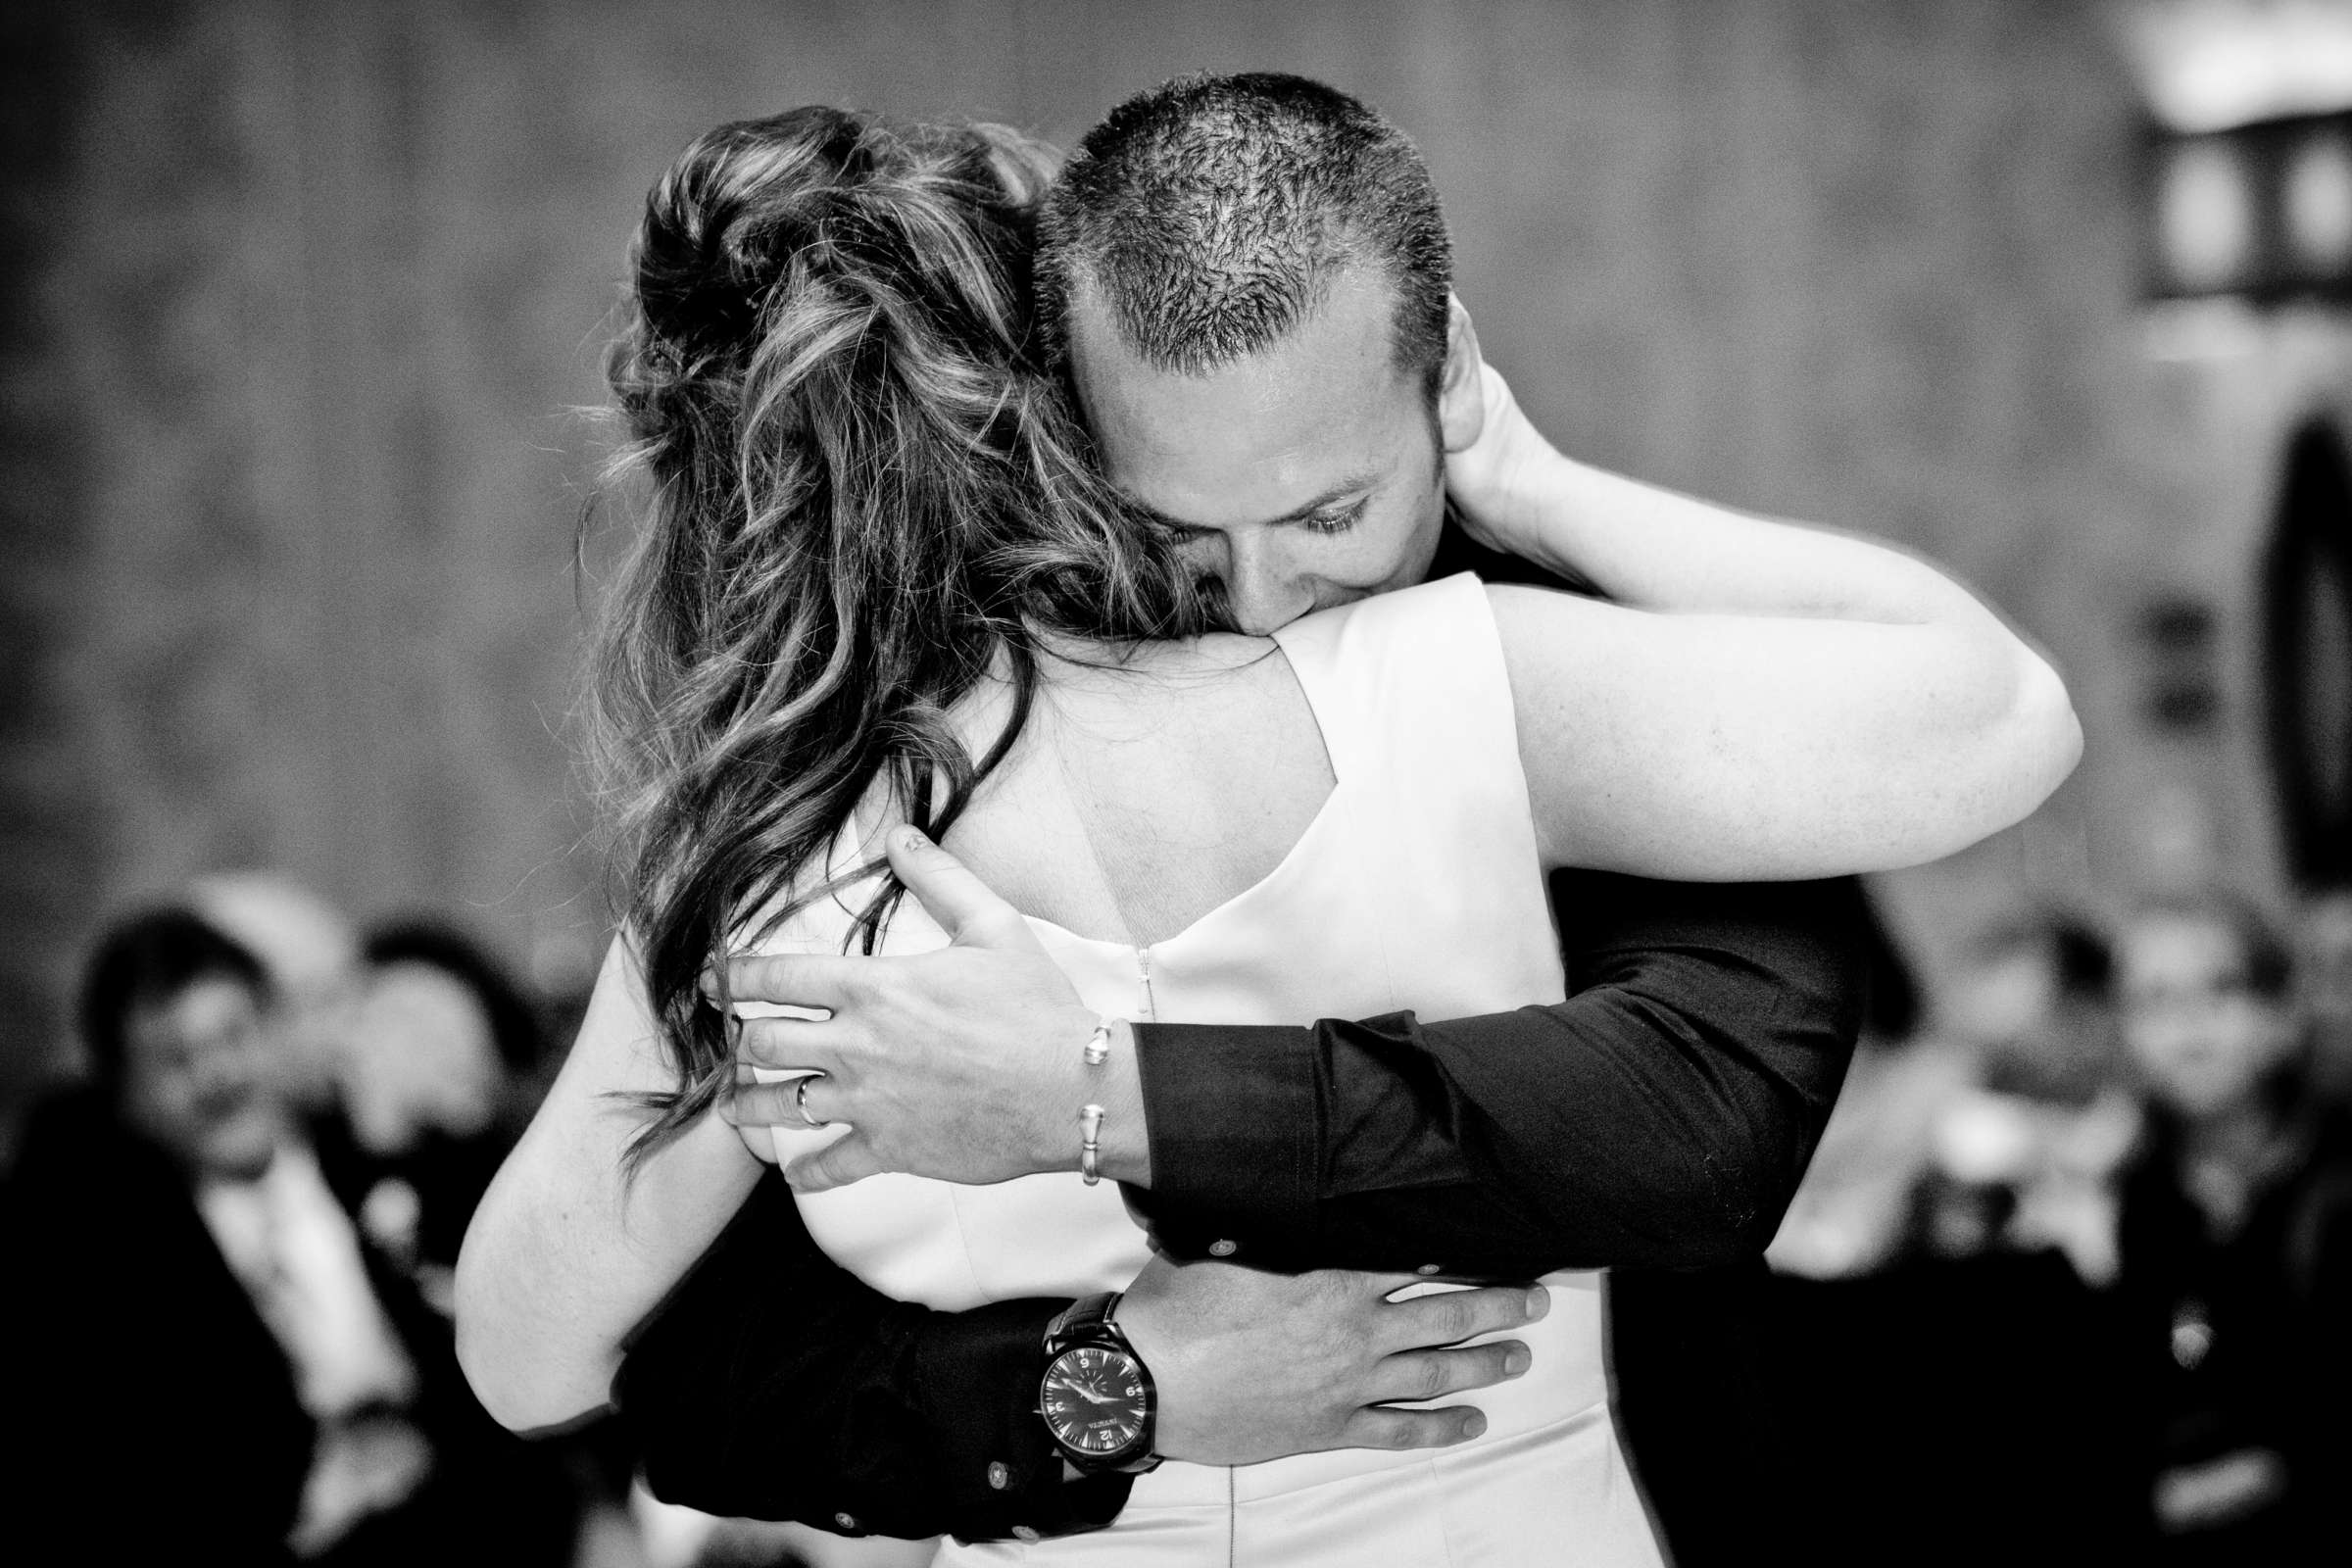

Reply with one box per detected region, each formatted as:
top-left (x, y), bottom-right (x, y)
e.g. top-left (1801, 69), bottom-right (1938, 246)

top-left (1, 0), bottom-right (2331, 1100)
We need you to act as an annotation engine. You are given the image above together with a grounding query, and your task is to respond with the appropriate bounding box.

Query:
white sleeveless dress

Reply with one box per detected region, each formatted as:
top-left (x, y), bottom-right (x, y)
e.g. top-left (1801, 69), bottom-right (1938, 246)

top-left (745, 574), bottom-right (1665, 1567)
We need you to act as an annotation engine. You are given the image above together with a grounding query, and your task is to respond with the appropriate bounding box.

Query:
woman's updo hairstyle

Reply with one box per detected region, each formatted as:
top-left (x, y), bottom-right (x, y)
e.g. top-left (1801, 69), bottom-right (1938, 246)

top-left (591, 107), bottom-right (1203, 1155)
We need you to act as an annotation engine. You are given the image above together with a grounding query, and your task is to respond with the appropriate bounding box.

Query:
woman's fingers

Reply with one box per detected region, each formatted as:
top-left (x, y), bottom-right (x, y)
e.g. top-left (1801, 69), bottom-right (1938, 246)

top-left (713, 952), bottom-right (858, 1010)
top-left (722, 1074), bottom-right (839, 1134)
top-left (884, 828), bottom-right (1046, 953)
top-left (784, 1131), bottom-right (887, 1194)
top-left (734, 1014), bottom-right (841, 1069)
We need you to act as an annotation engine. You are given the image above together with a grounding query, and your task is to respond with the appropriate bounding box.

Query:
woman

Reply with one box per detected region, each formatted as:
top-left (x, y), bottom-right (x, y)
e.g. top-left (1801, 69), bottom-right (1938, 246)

top-left (329, 919), bottom-right (545, 1285)
top-left (457, 106), bottom-right (2078, 1563)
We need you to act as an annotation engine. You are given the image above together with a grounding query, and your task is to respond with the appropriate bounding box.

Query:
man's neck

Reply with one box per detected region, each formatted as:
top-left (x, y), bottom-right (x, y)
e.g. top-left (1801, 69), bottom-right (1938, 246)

top-left (1426, 512), bottom-right (1599, 595)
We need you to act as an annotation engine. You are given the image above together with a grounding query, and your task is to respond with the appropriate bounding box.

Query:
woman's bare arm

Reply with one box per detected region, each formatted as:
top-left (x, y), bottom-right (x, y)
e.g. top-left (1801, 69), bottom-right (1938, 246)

top-left (454, 935), bottom-right (762, 1431)
top-left (1494, 581), bottom-right (2078, 880)
top-left (1443, 357), bottom-right (2079, 879)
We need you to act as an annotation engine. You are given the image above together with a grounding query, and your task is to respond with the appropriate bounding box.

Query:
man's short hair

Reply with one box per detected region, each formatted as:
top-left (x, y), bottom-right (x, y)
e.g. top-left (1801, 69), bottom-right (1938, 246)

top-left (1037, 72), bottom-right (1451, 392)
top-left (77, 906), bottom-right (272, 1094)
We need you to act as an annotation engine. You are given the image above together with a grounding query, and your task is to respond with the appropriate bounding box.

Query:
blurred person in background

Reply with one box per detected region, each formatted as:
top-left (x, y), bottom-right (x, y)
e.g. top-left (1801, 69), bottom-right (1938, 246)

top-left (1906, 911), bottom-right (2137, 1284)
top-left (1759, 907), bottom-right (2139, 1562)
top-left (1769, 907), bottom-right (2133, 1283)
top-left (0, 906), bottom-right (577, 1566)
top-left (326, 918), bottom-right (648, 1563)
top-left (2112, 894), bottom-right (2352, 1561)
top-left (325, 918), bottom-right (547, 1307)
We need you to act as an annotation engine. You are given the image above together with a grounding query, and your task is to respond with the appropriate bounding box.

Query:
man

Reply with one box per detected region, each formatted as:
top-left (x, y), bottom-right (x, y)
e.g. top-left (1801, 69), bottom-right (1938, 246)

top-left (612, 74), bottom-right (1866, 1557)
top-left (2112, 897), bottom-right (2352, 1558)
top-left (1, 908), bottom-right (573, 1565)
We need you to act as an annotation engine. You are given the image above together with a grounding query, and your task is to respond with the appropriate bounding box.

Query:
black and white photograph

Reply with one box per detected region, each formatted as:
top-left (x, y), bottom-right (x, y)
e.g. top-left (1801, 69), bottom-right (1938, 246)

top-left (3, 3), bottom-right (2348, 1564)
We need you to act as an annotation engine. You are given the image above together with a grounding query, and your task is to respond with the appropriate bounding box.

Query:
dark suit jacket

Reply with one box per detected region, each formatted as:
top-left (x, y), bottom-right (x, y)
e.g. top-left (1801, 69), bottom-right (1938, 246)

top-left (2, 1090), bottom-right (316, 1564)
top-left (0, 1089), bottom-right (579, 1568)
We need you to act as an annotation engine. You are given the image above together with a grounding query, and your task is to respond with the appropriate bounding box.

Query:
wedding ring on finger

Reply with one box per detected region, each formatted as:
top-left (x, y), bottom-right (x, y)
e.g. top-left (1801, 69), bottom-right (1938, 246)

top-left (795, 1073), bottom-right (832, 1130)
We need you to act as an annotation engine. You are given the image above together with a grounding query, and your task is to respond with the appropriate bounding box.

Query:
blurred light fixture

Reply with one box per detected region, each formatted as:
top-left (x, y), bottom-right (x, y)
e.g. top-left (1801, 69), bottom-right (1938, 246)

top-left (2284, 126), bottom-right (2352, 269)
top-left (2144, 108), bottom-right (2352, 301)
top-left (2155, 137), bottom-right (2257, 290)
top-left (2118, 0), bottom-right (2352, 135)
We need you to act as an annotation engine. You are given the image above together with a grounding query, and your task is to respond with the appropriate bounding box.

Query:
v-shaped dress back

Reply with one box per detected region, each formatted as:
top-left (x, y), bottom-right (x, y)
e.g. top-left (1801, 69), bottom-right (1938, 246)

top-left (744, 574), bottom-right (1663, 1566)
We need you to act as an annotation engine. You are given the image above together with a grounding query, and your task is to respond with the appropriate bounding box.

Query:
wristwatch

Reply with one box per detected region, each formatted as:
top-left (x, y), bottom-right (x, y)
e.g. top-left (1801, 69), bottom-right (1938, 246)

top-left (1038, 1292), bottom-right (1161, 1475)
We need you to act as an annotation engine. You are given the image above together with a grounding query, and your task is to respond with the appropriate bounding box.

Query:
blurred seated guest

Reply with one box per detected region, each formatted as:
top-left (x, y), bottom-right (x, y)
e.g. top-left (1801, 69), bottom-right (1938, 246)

top-left (2, 908), bottom-right (418, 1561)
top-left (2114, 893), bottom-right (2352, 1562)
top-left (324, 918), bottom-right (545, 1303)
top-left (0, 908), bottom-right (573, 1566)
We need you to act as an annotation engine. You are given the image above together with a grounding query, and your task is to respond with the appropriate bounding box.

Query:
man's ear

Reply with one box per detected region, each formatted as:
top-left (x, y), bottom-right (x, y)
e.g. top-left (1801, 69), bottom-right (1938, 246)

top-left (1437, 293), bottom-right (1486, 455)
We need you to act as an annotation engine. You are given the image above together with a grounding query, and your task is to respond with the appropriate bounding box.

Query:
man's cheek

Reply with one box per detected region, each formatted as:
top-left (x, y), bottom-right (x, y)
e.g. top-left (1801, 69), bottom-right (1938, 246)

top-left (1368, 500), bottom-right (1443, 586)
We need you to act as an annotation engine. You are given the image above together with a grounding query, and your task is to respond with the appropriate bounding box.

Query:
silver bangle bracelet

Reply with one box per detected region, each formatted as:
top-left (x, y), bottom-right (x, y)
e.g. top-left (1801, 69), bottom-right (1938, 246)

top-left (1079, 1102), bottom-right (1105, 1185)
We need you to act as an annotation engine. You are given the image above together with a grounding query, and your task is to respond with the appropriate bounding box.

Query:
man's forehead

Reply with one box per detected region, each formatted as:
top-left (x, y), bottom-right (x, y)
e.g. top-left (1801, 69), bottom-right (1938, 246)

top-left (1064, 270), bottom-right (1426, 523)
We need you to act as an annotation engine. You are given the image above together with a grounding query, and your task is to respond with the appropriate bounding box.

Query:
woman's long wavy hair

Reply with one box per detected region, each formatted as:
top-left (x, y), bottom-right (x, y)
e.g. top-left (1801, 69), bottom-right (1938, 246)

top-left (590, 107), bottom-right (1207, 1162)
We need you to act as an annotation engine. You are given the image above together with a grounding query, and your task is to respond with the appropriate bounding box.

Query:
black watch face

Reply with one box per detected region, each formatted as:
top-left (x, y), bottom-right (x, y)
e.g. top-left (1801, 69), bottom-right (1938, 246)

top-left (1041, 1345), bottom-right (1149, 1458)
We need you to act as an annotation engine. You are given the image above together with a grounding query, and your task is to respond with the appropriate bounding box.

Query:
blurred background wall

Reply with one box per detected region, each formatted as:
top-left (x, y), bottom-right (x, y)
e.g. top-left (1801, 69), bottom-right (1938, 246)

top-left (3, 0), bottom-right (2345, 1108)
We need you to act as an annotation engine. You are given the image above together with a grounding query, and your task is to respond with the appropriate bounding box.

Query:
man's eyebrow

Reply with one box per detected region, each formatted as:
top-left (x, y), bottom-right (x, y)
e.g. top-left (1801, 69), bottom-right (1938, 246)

top-left (1138, 475), bottom-right (1379, 535)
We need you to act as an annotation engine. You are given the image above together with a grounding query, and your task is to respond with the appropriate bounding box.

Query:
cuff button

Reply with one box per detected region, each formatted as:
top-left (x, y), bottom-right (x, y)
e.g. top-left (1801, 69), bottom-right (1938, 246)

top-left (1012, 1525), bottom-right (1043, 1543)
top-left (1207, 1238), bottom-right (1239, 1257)
top-left (1416, 1263), bottom-right (1443, 1276)
top-left (833, 1512), bottom-right (858, 1531)
top-left (987, 1461), bottom-right (1011, 1491)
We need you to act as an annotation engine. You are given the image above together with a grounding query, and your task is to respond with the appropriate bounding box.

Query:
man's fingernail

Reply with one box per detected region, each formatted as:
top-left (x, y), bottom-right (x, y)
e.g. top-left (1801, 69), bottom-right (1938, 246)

top-left (1524, 1287), bottom-right (1548, 1319)
top-left (895, 825), bottom-right (931, 854)
top-left (1503, 1348), bottom-right (1530, 1377)
top-left (1461, 1412), bottom-right (1487, 1440)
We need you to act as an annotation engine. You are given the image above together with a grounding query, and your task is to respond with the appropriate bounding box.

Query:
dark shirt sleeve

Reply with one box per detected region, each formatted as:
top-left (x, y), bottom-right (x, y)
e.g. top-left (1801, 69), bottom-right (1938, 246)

top-left (613, 1170), bottom-right (1130, 1541)
top-left (1129, 872), bottom-right (1869, 1277)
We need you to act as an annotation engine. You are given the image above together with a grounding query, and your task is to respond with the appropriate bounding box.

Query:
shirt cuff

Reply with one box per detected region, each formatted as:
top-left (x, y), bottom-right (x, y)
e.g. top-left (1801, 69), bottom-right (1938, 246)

top-left (911, 1298), bottom-right (1134, 1543)
top-left (1128, 1022), bottom-right (1321, 1257)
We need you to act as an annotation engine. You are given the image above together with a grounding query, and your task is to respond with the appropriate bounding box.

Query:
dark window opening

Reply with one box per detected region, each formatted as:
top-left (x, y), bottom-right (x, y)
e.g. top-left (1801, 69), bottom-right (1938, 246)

top-left (2264, 419), bottom-right (2352, 887)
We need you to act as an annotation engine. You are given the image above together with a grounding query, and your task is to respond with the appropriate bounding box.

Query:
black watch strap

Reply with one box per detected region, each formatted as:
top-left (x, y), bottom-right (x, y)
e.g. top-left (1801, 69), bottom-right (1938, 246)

top-left (1045, 1291), bottom-right (1123, 1347)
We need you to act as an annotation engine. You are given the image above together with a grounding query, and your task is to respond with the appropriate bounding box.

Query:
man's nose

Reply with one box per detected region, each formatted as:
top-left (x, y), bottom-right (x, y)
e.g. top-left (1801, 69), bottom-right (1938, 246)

top-left (1223, 537), bottom-right (1315, 636)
